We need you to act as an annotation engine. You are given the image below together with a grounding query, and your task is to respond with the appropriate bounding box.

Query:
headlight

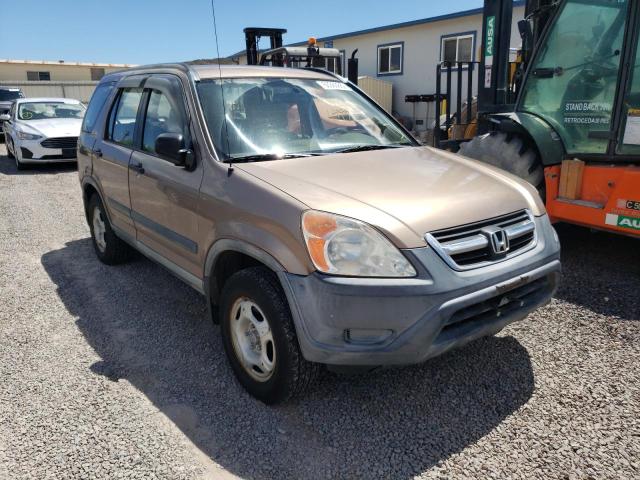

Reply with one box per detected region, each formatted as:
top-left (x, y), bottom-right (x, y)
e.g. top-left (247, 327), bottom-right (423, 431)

top-left (17, 131), bottom-right (42, 140)
top-left (301, 210), bottom-right (417, 277)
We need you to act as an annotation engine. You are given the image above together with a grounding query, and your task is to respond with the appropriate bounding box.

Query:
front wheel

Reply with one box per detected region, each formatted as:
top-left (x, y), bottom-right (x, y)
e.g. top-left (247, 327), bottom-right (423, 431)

top-left (459, 132), bottom-right (544, 197)
top-left (220, 267), bottom-right (320, 404)
top-left (6, 137), bottom-right (15, 159)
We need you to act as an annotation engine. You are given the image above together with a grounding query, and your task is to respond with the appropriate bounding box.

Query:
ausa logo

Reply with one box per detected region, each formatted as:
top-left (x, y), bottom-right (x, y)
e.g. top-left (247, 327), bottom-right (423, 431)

top-left (605, 213), bottom-right (640, 231)
top-left (485, 16), bottom-right (495, 57)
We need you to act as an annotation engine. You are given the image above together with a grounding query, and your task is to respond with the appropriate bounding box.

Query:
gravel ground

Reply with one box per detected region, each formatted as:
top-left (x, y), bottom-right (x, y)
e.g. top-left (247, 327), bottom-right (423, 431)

top-left (0, 144), bottom-right (638, 479)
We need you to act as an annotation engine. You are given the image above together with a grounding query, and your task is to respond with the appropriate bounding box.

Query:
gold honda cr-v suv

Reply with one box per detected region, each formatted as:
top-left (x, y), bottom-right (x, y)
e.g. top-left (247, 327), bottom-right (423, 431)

top-left (78, 63), bottom-right (561, 404)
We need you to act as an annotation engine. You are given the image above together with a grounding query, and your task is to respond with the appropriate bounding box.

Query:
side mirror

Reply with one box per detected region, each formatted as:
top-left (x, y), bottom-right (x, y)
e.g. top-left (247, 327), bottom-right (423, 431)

top-left (154, 132), bottom-right (194, 169)
top-left (0, 114), bottom-right (10, 122)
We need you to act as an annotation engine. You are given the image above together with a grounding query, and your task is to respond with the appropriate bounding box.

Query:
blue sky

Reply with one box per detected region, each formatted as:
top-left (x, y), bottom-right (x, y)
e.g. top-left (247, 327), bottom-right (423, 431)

top-left (1, 0), bottom-right (484, 64)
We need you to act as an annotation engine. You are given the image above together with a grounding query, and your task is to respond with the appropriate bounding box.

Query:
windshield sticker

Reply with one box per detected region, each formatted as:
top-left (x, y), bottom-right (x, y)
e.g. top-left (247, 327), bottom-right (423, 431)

top-left (564, 101), bottom-right (611, 126)
top-left (623, 108), bottom-right (640, 145)
top-left (605, 213), bottom-right (640, 231)
top-left (316, 81), bottom-right (350, 91)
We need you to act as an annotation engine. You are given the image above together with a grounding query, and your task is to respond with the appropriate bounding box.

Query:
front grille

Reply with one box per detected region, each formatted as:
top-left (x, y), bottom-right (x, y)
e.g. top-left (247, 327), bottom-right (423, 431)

top-left (426, 210), bottom-right (536, 270)
top-left (41, 153), bottom-right (77, 160)
top-left (40, 136), bottom-right (78, 149)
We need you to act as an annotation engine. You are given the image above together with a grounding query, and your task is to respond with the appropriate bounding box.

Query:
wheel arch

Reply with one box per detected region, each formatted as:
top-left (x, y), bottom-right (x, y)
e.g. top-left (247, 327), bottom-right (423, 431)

top-left (492, 112), bottom-right (566, 166)
top-left (81, 177), bottom-right (108, 224)
top-left (204, 239), bottom-right (288, 322)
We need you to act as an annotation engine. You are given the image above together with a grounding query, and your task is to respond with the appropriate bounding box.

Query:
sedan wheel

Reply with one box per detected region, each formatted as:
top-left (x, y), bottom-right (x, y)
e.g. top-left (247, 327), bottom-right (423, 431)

top-left (13, 141), bottom-right (25, 170)
top-left (6, 137), bottom-right (14, 159)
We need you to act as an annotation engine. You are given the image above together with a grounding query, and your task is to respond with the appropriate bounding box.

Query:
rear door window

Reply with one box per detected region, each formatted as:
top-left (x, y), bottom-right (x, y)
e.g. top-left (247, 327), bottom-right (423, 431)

top-left (106, 88), bottom-right (143, 147)
top-left (82, 83), bottom-right (114, 133)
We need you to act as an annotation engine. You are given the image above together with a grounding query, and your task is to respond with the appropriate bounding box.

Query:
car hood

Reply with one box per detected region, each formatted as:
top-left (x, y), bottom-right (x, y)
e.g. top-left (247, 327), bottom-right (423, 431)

top-left (237, 146), bottom-right (545, 248)
top-left (20, 118), bottom-right (82, 137)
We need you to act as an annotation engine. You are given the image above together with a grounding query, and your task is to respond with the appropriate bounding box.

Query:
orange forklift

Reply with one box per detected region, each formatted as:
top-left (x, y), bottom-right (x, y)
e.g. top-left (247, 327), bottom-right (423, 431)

top-left (435, 0), bottom-right (640, 238)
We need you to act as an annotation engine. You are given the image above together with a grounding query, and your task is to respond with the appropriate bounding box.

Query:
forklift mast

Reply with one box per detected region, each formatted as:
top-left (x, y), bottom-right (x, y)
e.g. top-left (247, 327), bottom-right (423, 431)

top-left (478, 0), bottom-right (514, 113)
top-left (244, 27), bottom-right (288, 66)
top-left (478, 0), bottom-right (555, 116)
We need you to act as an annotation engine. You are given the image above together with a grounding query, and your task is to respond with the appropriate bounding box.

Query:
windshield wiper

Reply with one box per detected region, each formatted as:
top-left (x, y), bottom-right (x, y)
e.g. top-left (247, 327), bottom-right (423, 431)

top-left (333, 144), bottom-right (408, 154)
top-left (223, 153), bottom-right (322, 163)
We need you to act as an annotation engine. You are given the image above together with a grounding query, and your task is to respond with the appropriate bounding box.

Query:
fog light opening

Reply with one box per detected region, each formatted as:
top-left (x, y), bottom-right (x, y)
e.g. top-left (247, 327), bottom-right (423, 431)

top-left (344, 328), bottom-right (393, 345)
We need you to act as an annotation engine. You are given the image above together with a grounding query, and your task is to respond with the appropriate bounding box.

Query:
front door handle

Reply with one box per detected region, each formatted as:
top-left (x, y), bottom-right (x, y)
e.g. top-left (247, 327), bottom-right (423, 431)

top-left (130, 162), bottom-right (145, 174)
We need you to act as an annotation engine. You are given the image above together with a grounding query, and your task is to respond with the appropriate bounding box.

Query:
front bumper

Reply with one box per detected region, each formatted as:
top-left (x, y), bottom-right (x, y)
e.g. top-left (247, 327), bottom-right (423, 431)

top-left (279, 215), bottom-right (561, 366)
top-left (16, 138), bottom-right (77, 162)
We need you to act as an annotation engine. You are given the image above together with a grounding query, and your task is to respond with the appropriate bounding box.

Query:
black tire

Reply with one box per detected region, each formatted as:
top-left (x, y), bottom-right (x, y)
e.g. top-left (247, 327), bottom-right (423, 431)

top-left (87, 194), bottom-right (133, 265)
top-left (459, 132), bottom-right (544, 196)
top-left (219, 266), bottom-right (320, 404)
top-left (6, 138), bottom-right (14, 159)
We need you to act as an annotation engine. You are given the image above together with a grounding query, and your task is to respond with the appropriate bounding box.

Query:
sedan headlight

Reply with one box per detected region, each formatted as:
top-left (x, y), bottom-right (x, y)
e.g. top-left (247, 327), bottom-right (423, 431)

top-left (302, 210), bottom-right (416, 277)
top-left (17, 131), bottom-right (42, 140)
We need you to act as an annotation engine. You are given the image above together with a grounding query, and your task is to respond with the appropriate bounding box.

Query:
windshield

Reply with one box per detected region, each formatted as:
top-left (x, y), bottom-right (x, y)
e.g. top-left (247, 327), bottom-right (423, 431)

top-left (196, 77), bottom-right (414, 159)
top-left (18, 102), bottom-right (85, 121)
top-left (0, 90), bottom-right (23, 101)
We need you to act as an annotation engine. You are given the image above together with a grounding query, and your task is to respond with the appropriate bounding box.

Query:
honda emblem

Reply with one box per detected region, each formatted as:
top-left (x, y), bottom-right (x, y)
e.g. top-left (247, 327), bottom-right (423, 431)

top-left (482, 226), bottom-right (510, 255)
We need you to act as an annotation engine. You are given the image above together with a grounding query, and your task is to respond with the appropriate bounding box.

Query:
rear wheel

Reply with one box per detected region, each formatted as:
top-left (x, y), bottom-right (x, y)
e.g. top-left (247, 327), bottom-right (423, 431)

top-left (459, 132), bottom-right (544, 197)
top-left (220, 267), bottom-right (320, 404)
top-left (88, 194), bottom-right (133, 265)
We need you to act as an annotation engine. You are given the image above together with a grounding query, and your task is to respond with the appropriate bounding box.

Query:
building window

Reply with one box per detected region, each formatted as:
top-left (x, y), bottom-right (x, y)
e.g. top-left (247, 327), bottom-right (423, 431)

top-left (441, 33), bottom-right (475, 63)
top-left (26, 71), bottom-right (51, 81)
top-left (377, 42), bottom-right (403, 75)
top-left (90, 67), bottom-right (106, 81)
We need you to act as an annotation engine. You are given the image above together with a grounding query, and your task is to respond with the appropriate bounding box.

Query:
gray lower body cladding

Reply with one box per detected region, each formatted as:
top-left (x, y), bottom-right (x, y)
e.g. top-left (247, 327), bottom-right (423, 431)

top-left (280, 215), bottom-right (561, 366)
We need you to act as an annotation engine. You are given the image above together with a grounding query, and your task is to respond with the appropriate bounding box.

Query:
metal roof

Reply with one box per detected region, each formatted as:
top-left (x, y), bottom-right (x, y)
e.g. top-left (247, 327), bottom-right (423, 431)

top-left (0, 59), bottom-right (135, 68)
top-left (228, 1), bottom-right (525, 58)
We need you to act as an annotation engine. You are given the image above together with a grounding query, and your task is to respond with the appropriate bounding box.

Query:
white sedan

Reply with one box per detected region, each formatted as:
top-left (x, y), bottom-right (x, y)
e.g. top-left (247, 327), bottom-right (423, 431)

top-left (1, 97), bottom-right (85, 170)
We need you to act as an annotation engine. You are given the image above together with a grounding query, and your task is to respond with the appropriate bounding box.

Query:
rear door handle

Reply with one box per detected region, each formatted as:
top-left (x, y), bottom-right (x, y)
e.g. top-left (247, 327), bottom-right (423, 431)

top-left (93, 148), bottom-right (102, 158)
top-left (130, 162), bottom-right (145, 174)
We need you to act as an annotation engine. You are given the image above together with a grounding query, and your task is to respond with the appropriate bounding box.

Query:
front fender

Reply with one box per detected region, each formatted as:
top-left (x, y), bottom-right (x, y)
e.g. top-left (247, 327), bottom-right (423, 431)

top-left (202, 238), bottom-right (294, 323)
top-left (496, 112), bottom-right (566, 166)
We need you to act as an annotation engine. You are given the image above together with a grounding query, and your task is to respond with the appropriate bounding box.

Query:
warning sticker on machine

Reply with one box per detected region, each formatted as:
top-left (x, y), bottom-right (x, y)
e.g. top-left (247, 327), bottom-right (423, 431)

top-left (605, 213), bottom-right (640, 231)
top-left (616, 198), bottom-right (640, 211)
top-left (563, 101), bottom-right (611, 125)
top-left (623, 108), bottom-right (640, 145)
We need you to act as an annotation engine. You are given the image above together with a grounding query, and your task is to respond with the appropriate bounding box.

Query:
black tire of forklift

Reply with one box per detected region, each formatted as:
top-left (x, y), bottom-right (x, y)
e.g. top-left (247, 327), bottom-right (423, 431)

top-left (459, 132), bottom-right (545, 199)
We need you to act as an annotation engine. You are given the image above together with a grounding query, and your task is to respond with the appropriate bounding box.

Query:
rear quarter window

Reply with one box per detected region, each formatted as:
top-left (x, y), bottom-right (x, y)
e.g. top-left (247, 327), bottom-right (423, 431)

top-left (82, 83), bottom-right (114, 133)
